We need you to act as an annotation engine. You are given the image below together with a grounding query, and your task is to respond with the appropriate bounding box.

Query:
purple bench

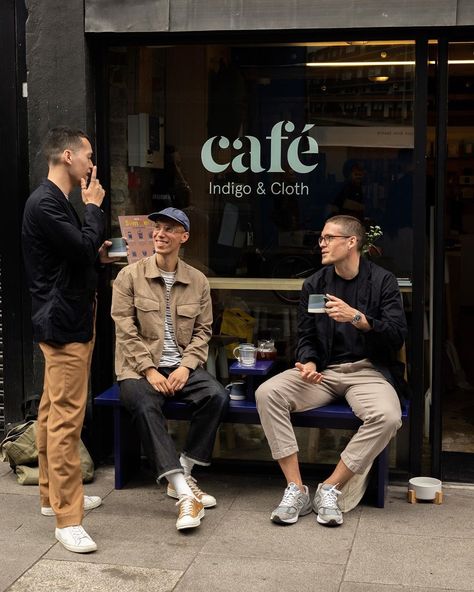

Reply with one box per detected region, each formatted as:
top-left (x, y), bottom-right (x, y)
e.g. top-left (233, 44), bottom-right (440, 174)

top-left (94, 383), bottom-right (408, 507)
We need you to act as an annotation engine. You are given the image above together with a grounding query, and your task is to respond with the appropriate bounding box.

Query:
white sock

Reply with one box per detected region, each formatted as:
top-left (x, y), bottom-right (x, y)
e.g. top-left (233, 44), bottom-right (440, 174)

top-left (167, 472), bottom-right (193, 498)
top-left (179, 454), bottom-right (195, 478)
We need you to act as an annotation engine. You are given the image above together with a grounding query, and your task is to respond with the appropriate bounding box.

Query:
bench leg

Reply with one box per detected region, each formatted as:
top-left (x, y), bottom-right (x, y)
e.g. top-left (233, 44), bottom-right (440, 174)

top-left (114, 406), bottom-right (140, 489)
top-left (375, 446), bottom-right (389, 508)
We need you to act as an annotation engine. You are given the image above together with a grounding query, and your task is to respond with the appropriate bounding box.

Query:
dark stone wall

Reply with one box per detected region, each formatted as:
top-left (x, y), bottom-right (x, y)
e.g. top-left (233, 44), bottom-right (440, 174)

top-left (26, 0), bottom-right (93, 190)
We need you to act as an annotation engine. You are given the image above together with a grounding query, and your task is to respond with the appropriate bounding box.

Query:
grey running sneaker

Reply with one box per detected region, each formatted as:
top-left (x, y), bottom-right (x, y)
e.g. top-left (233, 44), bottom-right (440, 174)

top-left (313, 483), bottom-right (343, 526)
top-left (271, 482), bottom-right (312, 524)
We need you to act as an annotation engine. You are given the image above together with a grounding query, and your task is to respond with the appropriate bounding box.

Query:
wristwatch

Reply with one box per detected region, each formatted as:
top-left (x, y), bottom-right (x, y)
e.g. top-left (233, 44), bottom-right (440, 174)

top-left (351, 312), bottom-right (362, 325)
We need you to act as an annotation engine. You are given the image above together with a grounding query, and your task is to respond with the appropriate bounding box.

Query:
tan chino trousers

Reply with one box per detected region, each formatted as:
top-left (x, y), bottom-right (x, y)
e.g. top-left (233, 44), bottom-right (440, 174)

top-left (255, 359), bottom-right (402, 474)
top-left (37, 339), bottom-right (95, 528)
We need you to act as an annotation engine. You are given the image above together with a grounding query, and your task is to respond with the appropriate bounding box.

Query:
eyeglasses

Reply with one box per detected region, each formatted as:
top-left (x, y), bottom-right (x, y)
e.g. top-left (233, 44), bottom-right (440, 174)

top-left (154, 224), bottom-right (185, 235)
top-left (318, 235), bottom-right (351, 246)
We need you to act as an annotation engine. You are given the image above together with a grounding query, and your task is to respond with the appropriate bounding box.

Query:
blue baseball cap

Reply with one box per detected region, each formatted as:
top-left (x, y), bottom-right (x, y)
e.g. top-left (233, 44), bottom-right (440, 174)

top-left (148, 207), bottom-right (190, 232)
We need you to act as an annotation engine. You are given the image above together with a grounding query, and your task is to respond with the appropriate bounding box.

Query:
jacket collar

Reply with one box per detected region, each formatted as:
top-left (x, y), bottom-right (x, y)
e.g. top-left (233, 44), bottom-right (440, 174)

top-left (42, 178), bottom-right (69, 201)
top-left (144, 256), bottom-right (191, 284)
top-left (42, 179), bottom-right (81, 226)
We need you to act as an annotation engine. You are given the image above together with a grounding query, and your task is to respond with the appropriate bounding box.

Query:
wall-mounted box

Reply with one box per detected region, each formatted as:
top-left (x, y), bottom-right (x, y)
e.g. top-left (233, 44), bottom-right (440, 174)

top-left (128, 113), bottom-right (164, 168)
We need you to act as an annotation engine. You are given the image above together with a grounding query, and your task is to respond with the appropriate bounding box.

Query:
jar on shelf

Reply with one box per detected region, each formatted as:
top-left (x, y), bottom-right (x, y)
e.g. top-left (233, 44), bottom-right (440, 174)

top-left (257, 339), bottom-right (277, 361)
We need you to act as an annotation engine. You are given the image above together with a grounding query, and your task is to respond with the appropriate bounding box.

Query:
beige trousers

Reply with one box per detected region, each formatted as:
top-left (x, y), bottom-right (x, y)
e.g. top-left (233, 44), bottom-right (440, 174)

top-left (38, 339), bottom-right (95, 528)
top-left (255, 359), bottom-right (402, 474)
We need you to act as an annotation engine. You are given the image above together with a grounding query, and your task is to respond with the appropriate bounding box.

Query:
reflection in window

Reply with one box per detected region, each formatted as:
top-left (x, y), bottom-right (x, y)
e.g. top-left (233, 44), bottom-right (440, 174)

top-left (108, 42), bottom-right (415, 352)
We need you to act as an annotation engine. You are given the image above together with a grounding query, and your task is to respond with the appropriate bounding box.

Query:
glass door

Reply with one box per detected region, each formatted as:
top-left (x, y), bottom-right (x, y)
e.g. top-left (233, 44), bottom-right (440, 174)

top-left (437, 42), bottom-right (474, 481)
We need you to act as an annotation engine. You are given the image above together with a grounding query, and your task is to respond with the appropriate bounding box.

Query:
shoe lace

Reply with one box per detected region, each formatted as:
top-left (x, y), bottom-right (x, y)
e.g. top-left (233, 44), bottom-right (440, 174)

top-left (70, 526), bottom-right (88, 543)
top-left (279, 484), bottom-right (300, 508)
top-left (185, 475), bottom-right (204, 497)
top-left (176, 495), bottom-right (196, 516)
top-left (319, 485), bottom-right (341, 509)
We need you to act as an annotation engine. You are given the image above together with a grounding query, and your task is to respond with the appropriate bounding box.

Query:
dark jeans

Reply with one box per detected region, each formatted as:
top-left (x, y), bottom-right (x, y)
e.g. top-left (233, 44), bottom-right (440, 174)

top-left (120, 367), bottom-right (229, 480)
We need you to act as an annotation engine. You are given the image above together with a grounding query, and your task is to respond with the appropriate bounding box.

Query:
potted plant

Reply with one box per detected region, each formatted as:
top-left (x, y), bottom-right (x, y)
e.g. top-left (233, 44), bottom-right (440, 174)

top-left (363, 224), bottom-right (383, 258)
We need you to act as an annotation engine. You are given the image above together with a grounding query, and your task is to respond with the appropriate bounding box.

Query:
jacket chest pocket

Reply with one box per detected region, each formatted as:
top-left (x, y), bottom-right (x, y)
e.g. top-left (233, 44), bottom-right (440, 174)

top-left (176, 303), bottom-right (200, 344)
top-left (135, 296), bottom-right (162, 339)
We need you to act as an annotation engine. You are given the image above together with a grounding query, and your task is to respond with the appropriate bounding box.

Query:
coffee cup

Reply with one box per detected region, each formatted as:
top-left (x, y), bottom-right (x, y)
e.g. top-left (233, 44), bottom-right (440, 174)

top-left (108, 237), bottom-right (127, 258)
top-left (225, 381), bottom-right (246, 400)
top-left (308, 293), bottom-right (328, 313)
top-left (233, 343), bottom-right (257, 367)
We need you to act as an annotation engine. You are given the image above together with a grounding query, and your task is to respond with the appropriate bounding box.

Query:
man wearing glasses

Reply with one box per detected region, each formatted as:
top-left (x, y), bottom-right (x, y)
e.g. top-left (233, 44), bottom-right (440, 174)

top-left (256, 215), bottom-right (407, 527)
top-left (111, 208), bottom-right (228, 531)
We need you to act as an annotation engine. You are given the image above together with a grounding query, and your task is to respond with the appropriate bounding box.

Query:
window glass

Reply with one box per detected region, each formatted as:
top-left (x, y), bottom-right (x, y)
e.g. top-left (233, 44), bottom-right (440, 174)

top-left (107, 41), bottom-right (415, 465)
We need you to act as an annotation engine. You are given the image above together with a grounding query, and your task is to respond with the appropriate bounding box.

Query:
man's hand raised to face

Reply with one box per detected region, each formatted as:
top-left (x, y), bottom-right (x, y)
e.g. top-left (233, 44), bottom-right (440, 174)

top-left (81, 165), bottom-right (105, 207)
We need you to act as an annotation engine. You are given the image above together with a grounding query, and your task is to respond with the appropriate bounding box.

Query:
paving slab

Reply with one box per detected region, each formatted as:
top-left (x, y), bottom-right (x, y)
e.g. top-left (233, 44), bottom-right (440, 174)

top-left (7, 559), bottom-right (182, 592)
top-left (225, 478), bottom-right (290, 512)
top-left (201, 509), bottom-right (356, 564)
top-left (345, 531), bottom-right (474, 590)
top-left (0, 462), bottom-right (13, 477)
top-left (359, 486), bottom-right (474, 539)
top-left (231, 478), bottom-right (365, 518)
top-left (341, 583), bottom-right (469, 592)
top-left (0, 493), bottom-right (57, 591)
top-left (44, 488), bottom-right (226, 571)
top-left (0, 470), bottom-right (39, 496)
top-left (81, 465), bottom-right (116, 499)
top-left (174, 555), bottom-right (344, 592)
top-left (87, 479), bottom-right (236, 519)
top-left (0, 464), bottom-right (115, 499)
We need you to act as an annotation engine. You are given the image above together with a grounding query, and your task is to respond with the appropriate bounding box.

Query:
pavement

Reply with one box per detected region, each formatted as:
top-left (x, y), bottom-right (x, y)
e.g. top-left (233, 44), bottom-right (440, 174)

top-left (1, 461), bottom-right (473, 592)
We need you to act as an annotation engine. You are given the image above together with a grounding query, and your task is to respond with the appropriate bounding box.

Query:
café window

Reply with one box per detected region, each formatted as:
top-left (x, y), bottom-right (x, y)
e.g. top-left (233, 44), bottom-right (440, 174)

top-left (106, 41), bottom-right (415, 465)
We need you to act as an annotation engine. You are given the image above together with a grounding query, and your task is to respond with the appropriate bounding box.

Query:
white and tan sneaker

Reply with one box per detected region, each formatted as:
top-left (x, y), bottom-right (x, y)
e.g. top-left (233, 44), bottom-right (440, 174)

top-left (167, 476), bottom-right (216, 508)
top-left (41, 495), bottom-right (102, 516)
top-left (55, 525), bottom-right (97, 553)
top-left (176, 495), bottom-right (204, 530)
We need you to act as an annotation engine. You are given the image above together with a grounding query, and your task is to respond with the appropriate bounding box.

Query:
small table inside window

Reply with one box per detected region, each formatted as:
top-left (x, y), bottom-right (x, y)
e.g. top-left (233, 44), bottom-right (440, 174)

top-left (229, 360), bottom-right (275, 401)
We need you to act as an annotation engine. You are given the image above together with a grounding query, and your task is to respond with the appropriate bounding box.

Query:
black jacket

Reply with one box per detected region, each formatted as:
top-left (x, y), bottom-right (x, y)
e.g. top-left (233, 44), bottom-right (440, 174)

top-left (296, 257), bottom-right (408, 397)
top-left (22, 179), bottom-right (105, 344)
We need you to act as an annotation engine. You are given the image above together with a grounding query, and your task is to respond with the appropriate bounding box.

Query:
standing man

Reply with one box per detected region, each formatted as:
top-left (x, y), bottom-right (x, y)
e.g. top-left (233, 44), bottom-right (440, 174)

top-left (256, 215), bottom-right (407, 527)
top-left (22, 126), bottom-right (113, 553)
top-left (111, 207), bottom-right (228, 531)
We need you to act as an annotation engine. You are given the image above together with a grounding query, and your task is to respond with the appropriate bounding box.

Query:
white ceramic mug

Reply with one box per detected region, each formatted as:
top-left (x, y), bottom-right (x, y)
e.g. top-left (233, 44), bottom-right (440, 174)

top-left (225, 381), bottom-right (246, 400)
top-left (308, 293), bottom-right (328, 313)
top-left (233, 343), bottom-right (257, 367)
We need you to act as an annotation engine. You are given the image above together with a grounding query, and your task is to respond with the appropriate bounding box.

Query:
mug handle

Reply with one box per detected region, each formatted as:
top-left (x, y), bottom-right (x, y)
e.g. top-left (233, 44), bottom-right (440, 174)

top-left (232, 346), bottom-right (240, 361)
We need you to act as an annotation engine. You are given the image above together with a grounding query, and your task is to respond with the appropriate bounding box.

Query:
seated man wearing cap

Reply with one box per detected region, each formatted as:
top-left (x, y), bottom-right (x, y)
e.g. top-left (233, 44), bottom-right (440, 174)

top-left (111, 207), bottom-right (228, 531)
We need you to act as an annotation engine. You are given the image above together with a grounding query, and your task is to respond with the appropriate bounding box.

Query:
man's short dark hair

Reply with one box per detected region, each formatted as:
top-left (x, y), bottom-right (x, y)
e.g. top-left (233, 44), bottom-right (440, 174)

top-left (43, 126), bottom-right (90, 165)
top-left (326, 215), bottom-right (366, 251)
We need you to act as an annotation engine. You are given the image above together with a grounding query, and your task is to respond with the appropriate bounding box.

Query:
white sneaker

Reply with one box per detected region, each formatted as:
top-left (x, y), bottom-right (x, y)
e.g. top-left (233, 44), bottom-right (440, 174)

top-left (167, 475), bottom-right (217, 508)
top-left (176, 495), bottom-right (205, 530)
top-left (41, 495), bottom-right (102, 516)
top-left (55, 525), bottom-right (97, 553)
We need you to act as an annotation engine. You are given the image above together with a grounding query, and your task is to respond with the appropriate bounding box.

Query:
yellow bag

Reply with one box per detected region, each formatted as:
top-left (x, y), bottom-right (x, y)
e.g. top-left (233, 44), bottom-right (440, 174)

top-left (220, 308), bottom-right (256, 358)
